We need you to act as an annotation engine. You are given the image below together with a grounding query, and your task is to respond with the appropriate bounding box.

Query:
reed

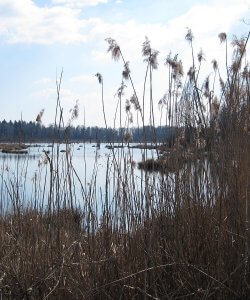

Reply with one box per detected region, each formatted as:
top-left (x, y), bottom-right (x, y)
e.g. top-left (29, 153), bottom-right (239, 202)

top-left (0, 30), bottom-right (249, 299)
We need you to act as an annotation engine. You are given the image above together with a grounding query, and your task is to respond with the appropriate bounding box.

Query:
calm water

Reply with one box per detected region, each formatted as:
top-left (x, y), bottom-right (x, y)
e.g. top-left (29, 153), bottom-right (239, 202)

top-left (0, 143), bottom-right (215, 214)
top-left (0, 143), bottom-right (157, 212)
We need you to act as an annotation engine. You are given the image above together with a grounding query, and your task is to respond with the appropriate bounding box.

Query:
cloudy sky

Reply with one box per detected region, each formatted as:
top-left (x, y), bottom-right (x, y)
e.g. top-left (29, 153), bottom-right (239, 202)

top-left (0, 0), bottom-right (249, 127)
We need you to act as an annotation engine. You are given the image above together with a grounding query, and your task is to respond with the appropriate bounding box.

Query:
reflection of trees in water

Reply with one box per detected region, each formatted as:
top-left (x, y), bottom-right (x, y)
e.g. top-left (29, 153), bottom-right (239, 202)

top-left (151, 158), bottom-right (221, 210)
top-left (0, 153), bottom-right (48, 212)
top-left (0, 149), bottom-right (234, 214)
top-left (0, 153), bottom-right (41, 162)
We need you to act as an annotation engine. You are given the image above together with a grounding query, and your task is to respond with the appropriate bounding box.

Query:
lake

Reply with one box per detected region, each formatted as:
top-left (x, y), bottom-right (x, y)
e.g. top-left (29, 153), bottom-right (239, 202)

top-left (0, 143), bottom-right (158, 213)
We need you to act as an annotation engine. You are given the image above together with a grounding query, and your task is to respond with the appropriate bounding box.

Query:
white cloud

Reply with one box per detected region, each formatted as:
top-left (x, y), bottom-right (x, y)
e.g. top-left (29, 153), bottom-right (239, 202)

top-left (85, 0), bottom-right (249, 126)
top-left (86, 0), bottom-right (249, 102)
top-left (0, 0), bottom-right (88, 44)
top-left (1, 0), bottom-right (249, 126)
top-left (52, 0), bottom-right (108, 8)
top-left (35, 77), bottom-right (54, 85)
top-left (31, 86), bottom-right (117, 126)
top-left (31, 86), bottom-right (85, 124)
top-left (0, 0), bottom-right (248, 46)
top-left (91, 49), bottom-right (110, 63)
top-left (32, 87), bottom-right (80, 104)
top-left (31, 87), bottom-right (55, 100)
top-left (70, 74), bottom-right (96, 84)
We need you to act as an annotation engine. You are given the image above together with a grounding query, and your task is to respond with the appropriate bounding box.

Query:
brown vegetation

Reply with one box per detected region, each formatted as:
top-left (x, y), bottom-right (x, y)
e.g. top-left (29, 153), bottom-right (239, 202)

top-left (0, 143), bottom-right (28, 154)
top-left (0, 30), bottom-right (249, 299)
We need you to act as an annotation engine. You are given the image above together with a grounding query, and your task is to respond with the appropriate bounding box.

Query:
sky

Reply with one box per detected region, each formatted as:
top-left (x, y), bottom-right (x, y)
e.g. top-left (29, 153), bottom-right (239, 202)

top-left (0, 0), bottom-right (249, 127)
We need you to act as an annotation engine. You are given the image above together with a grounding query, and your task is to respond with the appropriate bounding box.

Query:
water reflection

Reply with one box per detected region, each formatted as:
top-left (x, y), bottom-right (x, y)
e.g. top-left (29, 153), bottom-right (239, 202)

top-left (0, 153), bottom-right (40, 161)
top-left (0, 143), bottom-right (218, 214)
top-left (0, 143), bottom-right (157, 212)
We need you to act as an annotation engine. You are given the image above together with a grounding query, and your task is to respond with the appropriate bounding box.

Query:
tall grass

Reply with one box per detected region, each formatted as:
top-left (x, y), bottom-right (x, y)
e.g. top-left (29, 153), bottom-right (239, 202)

top-left (0, 30), bottom-right (249, 299)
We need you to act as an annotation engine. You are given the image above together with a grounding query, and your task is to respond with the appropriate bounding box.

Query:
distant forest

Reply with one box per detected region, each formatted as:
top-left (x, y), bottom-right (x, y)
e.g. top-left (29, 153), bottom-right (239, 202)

top-left (0, 120), bottom-right (176, 144)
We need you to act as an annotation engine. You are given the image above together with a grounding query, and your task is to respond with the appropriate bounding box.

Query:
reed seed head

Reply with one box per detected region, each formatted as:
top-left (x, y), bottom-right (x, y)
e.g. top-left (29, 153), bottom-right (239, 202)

top-left (211, 59), bottom-right (218, 71)
top-left (204, 76), bottom-right (210, 98)
top-left (142, 36), bottom-right (151, 57)
top-left (232, 35), bottom-right (246, 57)
top-left (197, 49), bottom-right (205, 63)
top-left (115, 81), bottom-right (127, 99)
top-left (122, 61), bottom-right (130, 80)
top-left (165, 52), bottom-right (172, 66)
top-left (142, 36), bottom-right (159, 69)
top-left (242, 64), bottom-right (250, 79)
top-left (95, 73), bottom-right (103, 84)
top-left (130, 94), bottom-right (141, 111)
top-left (105, 38), bottom-right (121, 61)
top-left (211, 96), bottom-right (220, 117)
top-left (187, 67), bottom-right (195, 81)
top-left (165, 53), bottom-right (183, 78)
top-left (125, 99), bottom-right (131, 112)
top-left (36, 109), bottom-right (45, 124)
top-left (70, 100), bottom-right (79, 121)
top-left (218, 32), bottom-right (227, 43)
top-left (149, 49), bottom-right (159, 69)
top-left (219, 77), bottom-right (225, 90)
top-left (185, 28), bottom-right (194, 43)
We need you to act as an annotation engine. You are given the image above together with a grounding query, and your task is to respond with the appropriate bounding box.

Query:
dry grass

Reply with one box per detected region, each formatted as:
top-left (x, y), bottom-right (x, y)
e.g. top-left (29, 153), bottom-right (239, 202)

top-left (0, 30), bottom-right (249, 299)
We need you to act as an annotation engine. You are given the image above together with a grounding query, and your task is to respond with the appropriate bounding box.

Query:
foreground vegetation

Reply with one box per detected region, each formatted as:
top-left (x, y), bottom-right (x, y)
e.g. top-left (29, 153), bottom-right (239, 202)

top-left (0, 30), bottom-right (249, 299)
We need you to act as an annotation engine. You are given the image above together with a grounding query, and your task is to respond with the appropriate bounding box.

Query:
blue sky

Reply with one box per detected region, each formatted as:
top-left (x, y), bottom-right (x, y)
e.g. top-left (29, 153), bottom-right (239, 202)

top-left (0, 0), bottom-right (249, 127)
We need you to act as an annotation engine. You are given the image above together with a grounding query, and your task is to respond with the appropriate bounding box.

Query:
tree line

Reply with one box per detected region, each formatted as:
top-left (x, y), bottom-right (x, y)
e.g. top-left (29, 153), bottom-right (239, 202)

top-left (0, 120), bottom-right (176, 144)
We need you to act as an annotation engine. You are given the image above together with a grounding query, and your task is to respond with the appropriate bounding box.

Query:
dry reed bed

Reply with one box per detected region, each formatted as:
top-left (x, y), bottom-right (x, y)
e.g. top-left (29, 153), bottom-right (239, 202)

top-left (0, 30), bottom-right (249, 299)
